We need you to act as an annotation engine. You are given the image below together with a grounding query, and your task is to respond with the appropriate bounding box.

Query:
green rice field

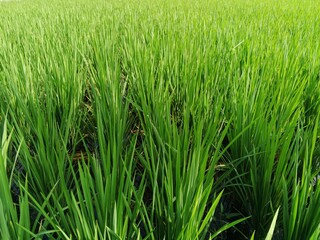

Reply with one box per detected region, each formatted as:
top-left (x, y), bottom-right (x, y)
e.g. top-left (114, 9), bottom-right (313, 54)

top-left (0, 0), bottom-right (320, 239)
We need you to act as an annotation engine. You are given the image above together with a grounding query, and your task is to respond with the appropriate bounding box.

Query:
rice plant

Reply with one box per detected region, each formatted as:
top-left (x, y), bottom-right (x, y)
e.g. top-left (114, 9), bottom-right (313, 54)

top-left (0, 0), bottom-right (319, 239)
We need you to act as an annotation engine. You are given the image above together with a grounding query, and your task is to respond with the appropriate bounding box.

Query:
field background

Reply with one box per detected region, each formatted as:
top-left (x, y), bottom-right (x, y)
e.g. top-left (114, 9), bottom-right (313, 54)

top-left (0, 0), bottom-right (320, 239)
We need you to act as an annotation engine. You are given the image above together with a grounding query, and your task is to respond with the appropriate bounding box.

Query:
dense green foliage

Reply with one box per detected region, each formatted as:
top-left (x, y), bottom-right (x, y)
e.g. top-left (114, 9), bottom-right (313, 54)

top-left (0, 0), bottom-right (320, 239)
